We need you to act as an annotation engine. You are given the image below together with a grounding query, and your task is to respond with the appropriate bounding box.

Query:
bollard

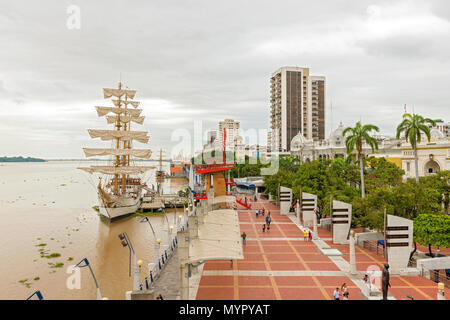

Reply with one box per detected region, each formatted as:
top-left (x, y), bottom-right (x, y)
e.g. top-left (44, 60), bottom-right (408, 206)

top-left (437, 282), bottom-right (446, 300)
top-left (161, 254), bottom-right (165, 264)
top-left (158, 260), bottom-right (162, 270)
top-left (150, 271), bottom-right (154, 283)
top-left (145, 277), bottom-right (149, 290)
top-left (165, 250), bottom-right (168, 260)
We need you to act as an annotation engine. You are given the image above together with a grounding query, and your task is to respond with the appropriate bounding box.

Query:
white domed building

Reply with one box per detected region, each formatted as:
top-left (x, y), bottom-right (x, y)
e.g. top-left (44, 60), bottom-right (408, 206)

top-left (400, 127), bottom-right (450, 178)
top-left (290, 122), bottom-right (403, 163)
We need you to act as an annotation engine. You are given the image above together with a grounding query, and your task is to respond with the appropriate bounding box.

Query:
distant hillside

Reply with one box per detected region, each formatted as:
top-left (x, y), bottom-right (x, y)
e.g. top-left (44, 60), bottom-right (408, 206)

top-left (0, 156), bottom-right (46, 162)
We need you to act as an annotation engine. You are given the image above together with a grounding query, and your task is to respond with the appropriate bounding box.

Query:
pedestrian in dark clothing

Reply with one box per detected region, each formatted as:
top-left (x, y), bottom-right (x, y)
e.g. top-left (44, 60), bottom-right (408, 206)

top-left (308, 231), bottom-right (312, 241)
top-left (265, 215), bottom-right (269, 225)
top-left (157, 294), bottom-right (164, 300)
top-left (241, 232), bottom-right (247, 245)
top-left (262, 224), bottom-right (266, 232)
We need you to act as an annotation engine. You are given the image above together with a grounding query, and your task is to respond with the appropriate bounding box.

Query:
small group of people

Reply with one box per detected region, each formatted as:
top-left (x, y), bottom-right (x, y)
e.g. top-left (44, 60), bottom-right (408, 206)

top-left (262, 211), bottom-right (272, 233)
top-left (255, 208), bottom-right (265, 217)
top-left (303, 230), bottom-right (312, 241)
top-left (333, 283), bottom-right (349, 300)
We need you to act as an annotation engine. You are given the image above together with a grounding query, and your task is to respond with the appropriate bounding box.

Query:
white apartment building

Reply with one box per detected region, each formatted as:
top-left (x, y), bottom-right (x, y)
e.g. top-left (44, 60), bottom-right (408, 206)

top-left (270, 66), bottom-right (326, 153)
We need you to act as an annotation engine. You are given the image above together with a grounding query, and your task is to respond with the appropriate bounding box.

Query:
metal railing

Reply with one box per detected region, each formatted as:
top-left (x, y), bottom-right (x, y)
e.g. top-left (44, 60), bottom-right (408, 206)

top-left (429, 269), bottom-right (450, 289)
top-left (361, 240), bottom-right (385, 257)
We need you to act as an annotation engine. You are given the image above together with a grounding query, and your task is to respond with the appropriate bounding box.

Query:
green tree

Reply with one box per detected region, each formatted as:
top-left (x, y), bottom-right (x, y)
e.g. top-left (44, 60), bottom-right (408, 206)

top-left (419, 171), bottom-right (450, 214)
top-left (364, 156), bottom-right (405, 193)
top-left (342, 121), bottom-right (380, 198)
top-left (414, 214), bottom-right (450, 257)
top-left (396, 113), bottom-right (436, 182)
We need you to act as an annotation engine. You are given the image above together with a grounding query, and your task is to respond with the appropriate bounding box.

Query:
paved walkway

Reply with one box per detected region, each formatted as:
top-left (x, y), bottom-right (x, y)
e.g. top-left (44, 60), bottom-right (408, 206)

top-left (194, 195), bottom-right (449, 300)
top-left (150, 247), bottom-right (180, 300)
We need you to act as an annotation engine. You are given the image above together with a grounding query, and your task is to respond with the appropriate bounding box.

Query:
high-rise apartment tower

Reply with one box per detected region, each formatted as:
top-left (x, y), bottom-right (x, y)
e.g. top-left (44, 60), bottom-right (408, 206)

top-left (270, 67), bottom-right (325, 152)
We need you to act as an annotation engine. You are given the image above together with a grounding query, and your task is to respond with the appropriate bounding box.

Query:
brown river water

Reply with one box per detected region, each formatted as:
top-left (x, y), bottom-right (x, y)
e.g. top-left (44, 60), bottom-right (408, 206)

top-left (0, 161), bottom-right (187, 300)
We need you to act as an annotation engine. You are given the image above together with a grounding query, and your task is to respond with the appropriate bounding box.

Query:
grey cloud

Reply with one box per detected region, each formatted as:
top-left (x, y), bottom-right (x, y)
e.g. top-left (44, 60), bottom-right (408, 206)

top-left (0, 0), bottom-right (449, 158)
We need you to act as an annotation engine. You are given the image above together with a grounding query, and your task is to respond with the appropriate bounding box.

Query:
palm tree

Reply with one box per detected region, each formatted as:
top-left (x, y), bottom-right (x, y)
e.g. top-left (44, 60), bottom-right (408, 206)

top-left (396, 113), bottom-right (436, 182)
top-left (342, 121), bottom-right (379, 198)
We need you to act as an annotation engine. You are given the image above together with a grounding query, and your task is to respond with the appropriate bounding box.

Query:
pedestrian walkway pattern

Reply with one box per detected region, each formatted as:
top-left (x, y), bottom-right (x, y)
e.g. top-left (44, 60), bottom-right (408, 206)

top-left (195, 196), bottom-right (449, 300)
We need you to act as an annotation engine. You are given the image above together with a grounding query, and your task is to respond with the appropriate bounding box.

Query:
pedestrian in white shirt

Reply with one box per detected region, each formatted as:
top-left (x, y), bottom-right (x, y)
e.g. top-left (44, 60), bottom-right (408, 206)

top-left (333, 287), bottom-right (340, 300)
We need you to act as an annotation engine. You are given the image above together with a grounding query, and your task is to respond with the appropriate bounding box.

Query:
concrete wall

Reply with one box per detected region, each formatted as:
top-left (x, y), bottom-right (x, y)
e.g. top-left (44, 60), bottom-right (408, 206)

top-left (332, 200), bottom-right (352, 244)
top-left (386, 214), bottom-right (413, 274)
top-left (301, 192), bottom-right (317, 227)
top-left (417, 257), bottom-right (450, 272)
top-left (279, 186), bottom-right (292, 215)
top-left (355, 232), bottom-right (384, 246)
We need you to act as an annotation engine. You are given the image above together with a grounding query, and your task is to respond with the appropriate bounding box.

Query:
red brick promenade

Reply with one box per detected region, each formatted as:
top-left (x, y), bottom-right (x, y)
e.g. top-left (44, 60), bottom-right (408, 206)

top-left (195, 196), bottom-right (448, 300)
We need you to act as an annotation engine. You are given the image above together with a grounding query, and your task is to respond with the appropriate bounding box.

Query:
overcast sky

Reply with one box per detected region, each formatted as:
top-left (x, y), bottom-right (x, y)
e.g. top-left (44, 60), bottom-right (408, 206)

top-left (1, 0), bottom-right (449, 159)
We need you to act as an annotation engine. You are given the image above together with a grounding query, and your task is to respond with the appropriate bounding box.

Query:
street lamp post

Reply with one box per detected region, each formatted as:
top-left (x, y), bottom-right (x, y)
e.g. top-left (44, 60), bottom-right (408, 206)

top-left (349, 230), bottom-right (357, 275)
top-left (140, 217), bottom-right (160, 266)
top-left (26, 290), bottom-right (44, 300)
top-left (163, 211), bottom-right (172, 250)
top-left (118, 232), bottom-right (140, 291)
top-left (170, 225), bottom-right (174, 248)
top-left (75, 258), bottom-right (102, 300)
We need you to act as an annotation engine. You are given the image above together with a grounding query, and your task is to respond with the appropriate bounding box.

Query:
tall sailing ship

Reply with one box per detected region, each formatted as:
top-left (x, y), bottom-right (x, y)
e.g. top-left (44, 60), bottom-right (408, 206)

top-left (79, 82), bottom-right (155, 220)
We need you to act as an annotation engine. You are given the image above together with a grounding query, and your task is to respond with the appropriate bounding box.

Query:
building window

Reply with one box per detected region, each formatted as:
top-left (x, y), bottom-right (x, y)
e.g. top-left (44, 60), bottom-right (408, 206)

top-left (406, 162), bottom-right (410, 171)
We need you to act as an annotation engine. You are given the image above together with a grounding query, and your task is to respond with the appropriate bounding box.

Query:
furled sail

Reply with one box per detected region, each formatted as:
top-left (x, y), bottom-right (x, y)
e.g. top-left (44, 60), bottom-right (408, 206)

top-left (112, 99), bottom-right (140, 108)
top-left (103, 88), bottom-right (136, 99)
top-left (79, 166), bottom-right (155, 175)
top-left (87, 129), bottom-right (149, 143)
top-left (106, 115), bottom-right (145, 125)
top-left (95, 106), bottom-right (142, 117)
top-left (83, 148), bottom-right (152, 159)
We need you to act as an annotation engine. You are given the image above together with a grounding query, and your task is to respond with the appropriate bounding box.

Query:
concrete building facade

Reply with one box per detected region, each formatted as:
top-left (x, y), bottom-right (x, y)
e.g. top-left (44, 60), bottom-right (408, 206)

top-left (270, 66), bottom-right (326, 153)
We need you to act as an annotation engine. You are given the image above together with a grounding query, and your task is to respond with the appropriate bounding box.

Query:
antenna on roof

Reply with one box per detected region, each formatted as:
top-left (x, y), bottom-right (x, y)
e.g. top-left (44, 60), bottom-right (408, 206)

top-left (330, 100), bottom-right (333, 135)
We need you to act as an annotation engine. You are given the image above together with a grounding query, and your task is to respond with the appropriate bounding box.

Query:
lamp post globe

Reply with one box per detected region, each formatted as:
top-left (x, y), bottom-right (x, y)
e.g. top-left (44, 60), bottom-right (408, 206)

top-left (137, 259), bottom-right (143, 268)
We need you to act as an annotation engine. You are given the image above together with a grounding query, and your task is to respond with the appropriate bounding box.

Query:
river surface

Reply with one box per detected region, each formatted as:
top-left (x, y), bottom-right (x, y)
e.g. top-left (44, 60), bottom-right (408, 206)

top-left (0, 161), bottom-right (187, 300)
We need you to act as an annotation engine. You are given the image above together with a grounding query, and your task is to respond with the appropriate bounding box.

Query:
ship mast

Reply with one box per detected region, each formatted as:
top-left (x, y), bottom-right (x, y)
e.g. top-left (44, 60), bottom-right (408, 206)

top-left (115, 82), bottom-right (122, 194)
top-left (78, 82), bottom-right (155, 193)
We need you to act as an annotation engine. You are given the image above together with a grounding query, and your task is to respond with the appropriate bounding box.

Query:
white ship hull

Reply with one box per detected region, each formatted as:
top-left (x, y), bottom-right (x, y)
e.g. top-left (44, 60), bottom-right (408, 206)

top-left (98, 196), bottom-right (141, 220)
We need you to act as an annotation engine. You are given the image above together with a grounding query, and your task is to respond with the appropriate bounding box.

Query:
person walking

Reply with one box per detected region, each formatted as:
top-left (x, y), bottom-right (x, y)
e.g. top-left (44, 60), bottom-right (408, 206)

top-left (241, 232), bottom-right (247, 245)
top-left (265, 214), bottom-right (269, 225)
top-left (341, 283), bottom-right (348, 296)
top-left (255, 210), bottom-right (258, 218)
top-left (333, 288), bottom-right (340, 300)
top-left (308, 231), bottom-right (312, 241)
top-left (268, 216), bottom-right (271, 226)
top-left (304, 230), bottom-right (308, 241)
top-left (262, 224), bottom-right (266, 232)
